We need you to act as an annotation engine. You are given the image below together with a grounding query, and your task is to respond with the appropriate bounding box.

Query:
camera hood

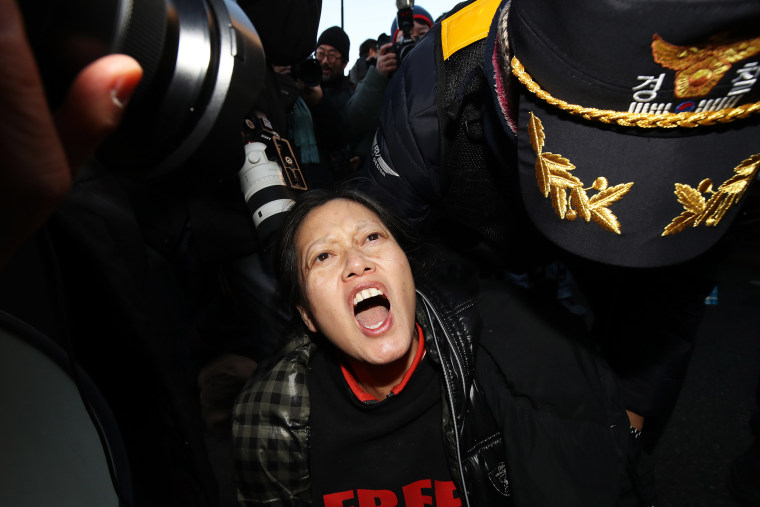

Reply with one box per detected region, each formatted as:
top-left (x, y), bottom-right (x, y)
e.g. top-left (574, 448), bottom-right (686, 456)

top-left (21, 0), bottom-right (266, 179)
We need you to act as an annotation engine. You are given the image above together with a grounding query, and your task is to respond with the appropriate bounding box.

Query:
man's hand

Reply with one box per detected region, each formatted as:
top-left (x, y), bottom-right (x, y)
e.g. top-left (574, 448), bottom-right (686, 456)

top-left (376, 42), bottom-right (399, 79)
top-left (272, 65), bottom-right (292, 75)
top-left (300, 81), bottom-right (324, 107)
top-left (0, 0), bottom-right (142, 267)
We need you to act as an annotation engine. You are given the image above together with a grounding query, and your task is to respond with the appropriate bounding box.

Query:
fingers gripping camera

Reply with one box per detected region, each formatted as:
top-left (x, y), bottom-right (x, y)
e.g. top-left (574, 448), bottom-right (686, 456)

top-left (239, 117), bottom-right (308, 247)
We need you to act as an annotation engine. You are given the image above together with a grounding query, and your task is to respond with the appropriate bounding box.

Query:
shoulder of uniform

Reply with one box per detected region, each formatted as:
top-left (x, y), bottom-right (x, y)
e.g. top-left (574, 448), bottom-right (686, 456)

top-left (440, 0), bottom-right (503, 60)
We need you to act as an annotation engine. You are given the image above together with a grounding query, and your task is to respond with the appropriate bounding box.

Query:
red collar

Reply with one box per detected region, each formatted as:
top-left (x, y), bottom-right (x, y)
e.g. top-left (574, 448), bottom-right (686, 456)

top-left (341, 323), bottom-right (425, 402)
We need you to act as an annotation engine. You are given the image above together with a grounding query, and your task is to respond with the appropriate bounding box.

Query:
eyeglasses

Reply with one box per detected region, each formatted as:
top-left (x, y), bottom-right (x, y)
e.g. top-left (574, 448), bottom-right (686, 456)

top-left (315, 48), bottom-right (341, 63)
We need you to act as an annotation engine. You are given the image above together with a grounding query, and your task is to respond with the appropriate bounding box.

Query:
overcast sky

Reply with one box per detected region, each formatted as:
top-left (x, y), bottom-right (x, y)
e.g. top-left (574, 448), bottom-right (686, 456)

top-left (317, 0), bottom-right (458, 65)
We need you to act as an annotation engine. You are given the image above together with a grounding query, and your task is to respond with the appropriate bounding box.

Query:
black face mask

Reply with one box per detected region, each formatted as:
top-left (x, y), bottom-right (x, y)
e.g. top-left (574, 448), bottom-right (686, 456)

top-left (238, 0), bottom-right (323, 65)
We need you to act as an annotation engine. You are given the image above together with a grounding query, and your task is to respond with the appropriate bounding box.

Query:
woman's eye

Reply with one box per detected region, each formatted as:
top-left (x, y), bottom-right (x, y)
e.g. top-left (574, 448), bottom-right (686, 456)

top-left (367, 232), bottom-right (380, 242)
top-left (316, 252), bottom-right (330, 262)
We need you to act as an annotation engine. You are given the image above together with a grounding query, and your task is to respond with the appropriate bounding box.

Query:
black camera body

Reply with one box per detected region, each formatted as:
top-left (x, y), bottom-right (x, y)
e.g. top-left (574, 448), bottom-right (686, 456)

top-left (393, 36), bottom-right (417, 62)
top-left (291, 57), bottom-right (322, 88)
top-left (393, 2), bottom-right (417, 62)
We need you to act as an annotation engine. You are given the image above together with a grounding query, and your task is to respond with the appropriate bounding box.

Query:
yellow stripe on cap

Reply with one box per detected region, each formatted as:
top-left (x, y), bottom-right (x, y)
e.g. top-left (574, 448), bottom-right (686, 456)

top-left (441, 0), bottom-right (502, 60)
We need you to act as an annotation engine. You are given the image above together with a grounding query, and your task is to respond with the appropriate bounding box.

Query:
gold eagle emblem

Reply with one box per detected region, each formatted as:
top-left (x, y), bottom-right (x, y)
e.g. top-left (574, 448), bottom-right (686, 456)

top-left (662, 153), bottom-right (760, 236)
top-left (651, 33), bottom-right (760, 98)
top-left (528, 113), bottom-right (634, 234)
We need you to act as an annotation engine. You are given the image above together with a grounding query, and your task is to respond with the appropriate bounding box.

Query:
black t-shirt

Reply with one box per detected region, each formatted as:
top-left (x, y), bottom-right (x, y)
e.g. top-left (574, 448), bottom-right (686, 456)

top-left (307, 332), bottom-right (461, 506)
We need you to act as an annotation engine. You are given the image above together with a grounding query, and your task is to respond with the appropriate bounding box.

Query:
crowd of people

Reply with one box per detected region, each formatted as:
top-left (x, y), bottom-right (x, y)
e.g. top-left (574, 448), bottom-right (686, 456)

top-left (1, 0), bottom-right (759, 506)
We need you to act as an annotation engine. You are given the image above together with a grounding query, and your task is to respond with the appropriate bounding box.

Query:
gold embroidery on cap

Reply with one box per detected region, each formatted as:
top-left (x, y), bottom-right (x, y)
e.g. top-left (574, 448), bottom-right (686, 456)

top-left (662, 153), bottom-right (760, 236)
top-left (511, 57), bottom-right (760, 127)
top-left (528, 113), bottom-right (634, 234)
top-left (652, 34), bottom-right (760, 98)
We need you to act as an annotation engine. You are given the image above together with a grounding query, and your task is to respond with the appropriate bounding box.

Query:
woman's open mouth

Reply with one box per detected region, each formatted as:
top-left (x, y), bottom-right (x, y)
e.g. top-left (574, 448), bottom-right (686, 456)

top-left (353, 287), bottom-right (391, 330)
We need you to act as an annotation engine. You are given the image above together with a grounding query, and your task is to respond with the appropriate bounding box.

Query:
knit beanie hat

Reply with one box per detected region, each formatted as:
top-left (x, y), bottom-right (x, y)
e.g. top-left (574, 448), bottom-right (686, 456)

top-left (317, 26), bottom-right (350, 60)
top-left (390, 5), bottom-right (434, 42)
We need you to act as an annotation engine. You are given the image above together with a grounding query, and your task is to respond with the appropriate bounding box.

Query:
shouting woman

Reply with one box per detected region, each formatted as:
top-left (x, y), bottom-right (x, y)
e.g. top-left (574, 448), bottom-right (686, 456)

top-left (232, 187), bottom-right (650, 506)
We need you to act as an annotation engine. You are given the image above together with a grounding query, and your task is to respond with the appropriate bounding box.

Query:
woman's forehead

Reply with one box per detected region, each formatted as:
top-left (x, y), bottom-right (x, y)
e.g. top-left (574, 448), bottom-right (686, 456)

top-left (296, 200), bottom-right (382, 245)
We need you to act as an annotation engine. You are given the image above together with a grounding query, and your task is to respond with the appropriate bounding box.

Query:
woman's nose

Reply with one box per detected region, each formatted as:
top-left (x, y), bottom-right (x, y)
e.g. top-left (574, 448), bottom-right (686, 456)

top-left (343, 249), bottom-right (374, 279)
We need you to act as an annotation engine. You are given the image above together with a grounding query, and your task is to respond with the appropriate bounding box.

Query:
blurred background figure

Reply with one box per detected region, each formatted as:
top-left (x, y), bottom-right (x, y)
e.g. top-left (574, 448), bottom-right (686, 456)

top-left (349, 38), bottom-right (378, 85)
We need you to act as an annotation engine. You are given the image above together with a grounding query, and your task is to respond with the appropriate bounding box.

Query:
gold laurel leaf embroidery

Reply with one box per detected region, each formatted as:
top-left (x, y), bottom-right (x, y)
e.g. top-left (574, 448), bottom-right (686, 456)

top-left (527, 112), bottom-right (634, 233)
top-left (663, 211), bottom-right (698, 236)
top-left (535, 154), bottom-right (551, 197)
top-left (551, 186), bottom-right (568, 219)
top-left (674, 183), bottom-right (708, 214)
top-left (549, 170), bottom-right (581, 190)
top-left (587, 183), bottom-right (634, 233)
top-left (528, 112), bottom-right (545, 154)
top-left (662, 153), bottom-right (760, 236)
top-left (571, 186), bottom-right (591, 222)
top-left (704, 193), bottom-right (739, 227)
top-left (735, 156), bottom-right (760, 177)
top-left (538, 152), bottom-right (577, 197)
top-left (590, 206), bottom-right (622, 234)
top-left (588, 183), bottom-right (635, 209)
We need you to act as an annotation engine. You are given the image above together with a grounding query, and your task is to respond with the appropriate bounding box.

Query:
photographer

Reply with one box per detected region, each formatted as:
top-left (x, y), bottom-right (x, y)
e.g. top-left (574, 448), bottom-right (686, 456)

top-left (344, 38), bottom-right (398, 165)
top-left (299, 26), bottom-right (364, 179)
top-left (348, 38), bottom-right (378, 86)
top-left (390, 4), bottom-right (433, 46)
top-left (310, 24), bottom-right (403, 177)
top-left (342, 6), bottom-right (433, 170)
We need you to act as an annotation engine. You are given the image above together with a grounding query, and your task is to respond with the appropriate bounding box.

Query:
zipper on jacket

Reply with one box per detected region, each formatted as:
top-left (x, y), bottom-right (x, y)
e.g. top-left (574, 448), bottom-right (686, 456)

top-left (418, 291), bottom-right (473, 507)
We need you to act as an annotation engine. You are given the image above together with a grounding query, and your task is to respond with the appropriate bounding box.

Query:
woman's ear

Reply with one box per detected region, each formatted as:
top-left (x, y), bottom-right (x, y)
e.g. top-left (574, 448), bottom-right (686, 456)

top-left (297, 305), bottom-right (318, 333)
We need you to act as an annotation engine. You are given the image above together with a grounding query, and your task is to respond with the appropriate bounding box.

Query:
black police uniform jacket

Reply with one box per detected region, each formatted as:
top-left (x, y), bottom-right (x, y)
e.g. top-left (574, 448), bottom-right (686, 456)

top-left (357, 0), bottom-right (736, 425)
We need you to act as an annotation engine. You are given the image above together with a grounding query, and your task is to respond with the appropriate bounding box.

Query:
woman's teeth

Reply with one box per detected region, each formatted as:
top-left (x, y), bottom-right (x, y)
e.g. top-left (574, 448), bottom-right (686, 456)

top-left (353, 287), bottom-right (384, 306)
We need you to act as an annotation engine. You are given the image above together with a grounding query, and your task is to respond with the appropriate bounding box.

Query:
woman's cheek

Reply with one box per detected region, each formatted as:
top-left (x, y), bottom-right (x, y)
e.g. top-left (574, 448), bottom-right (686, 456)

top-left (307, 272), bottom-right (332, 308)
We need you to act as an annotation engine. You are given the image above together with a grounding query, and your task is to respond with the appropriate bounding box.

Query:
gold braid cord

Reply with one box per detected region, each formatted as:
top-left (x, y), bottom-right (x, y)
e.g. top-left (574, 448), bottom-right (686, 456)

top-left (662, 153), bottom-right (760, 235)
top-left (528, 112), bottom-right (633, 234)
top-left (512, 57), bottom-right (760, 128)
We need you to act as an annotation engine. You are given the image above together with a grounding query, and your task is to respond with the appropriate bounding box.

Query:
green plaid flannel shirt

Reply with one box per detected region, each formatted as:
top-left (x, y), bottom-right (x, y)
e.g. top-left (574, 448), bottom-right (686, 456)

top-left (233, 334), bottom-right (315, 506)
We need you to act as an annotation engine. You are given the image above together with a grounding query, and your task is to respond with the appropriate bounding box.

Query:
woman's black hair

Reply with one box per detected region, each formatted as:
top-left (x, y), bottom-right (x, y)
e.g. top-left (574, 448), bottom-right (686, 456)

top-left (273, 186), bottom-right (423, 321)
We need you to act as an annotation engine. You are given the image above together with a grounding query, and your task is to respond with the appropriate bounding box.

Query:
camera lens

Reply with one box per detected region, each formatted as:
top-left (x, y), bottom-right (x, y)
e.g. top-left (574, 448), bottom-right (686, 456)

top-left (239, 140), bottom-right (294, 247)
top-left (20, 0), bottom-right (266, 178)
